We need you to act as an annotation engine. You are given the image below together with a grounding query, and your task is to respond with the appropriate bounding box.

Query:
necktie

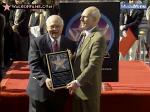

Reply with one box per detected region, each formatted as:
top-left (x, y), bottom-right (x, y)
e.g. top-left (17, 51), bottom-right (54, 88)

top-left (76, 33), bottom-right (86, 52)
top-left (53, 40), bottom-right (59, 52)
top-left (78, 33), bottom-right (86, 48)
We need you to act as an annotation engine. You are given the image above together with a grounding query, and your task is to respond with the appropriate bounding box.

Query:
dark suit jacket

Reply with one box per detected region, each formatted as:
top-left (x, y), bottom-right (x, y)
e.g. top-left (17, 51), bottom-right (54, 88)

top-left (120, 9), bottom-right (144, 39)
top-left (27, 34), bottom-right (76, 102)
top-left (29, 12), bottom-right (40, 27)
top-left (10, 8), bottom-right (30, 37)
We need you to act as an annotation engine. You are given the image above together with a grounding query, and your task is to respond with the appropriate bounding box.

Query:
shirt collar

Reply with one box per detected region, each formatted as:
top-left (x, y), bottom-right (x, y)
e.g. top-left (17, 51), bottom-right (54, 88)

top-left (48, 34), bottom-right (61, 46)
top-left (84, 26), bottom-right (96, 37)
top-left (49, 35), bottom-right (60, 42)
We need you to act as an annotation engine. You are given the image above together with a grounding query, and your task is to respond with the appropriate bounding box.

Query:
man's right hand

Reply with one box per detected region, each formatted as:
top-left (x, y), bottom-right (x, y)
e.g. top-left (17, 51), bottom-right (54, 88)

top-left (120, 25), bottom-right (126, 31)
top-left (45, 78), bottom-right (55, 92)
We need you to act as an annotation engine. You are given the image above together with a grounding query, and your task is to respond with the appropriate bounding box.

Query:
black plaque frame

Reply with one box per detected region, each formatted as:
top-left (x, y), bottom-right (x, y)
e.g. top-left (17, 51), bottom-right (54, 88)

top-left (46, 51), bottom-right (75, 90)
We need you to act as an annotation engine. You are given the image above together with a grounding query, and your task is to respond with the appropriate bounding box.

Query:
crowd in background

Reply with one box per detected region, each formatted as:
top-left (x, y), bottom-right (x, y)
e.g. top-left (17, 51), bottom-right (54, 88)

top-left (0, 0), bottom-right (59, 81)
top-left (119, 0), bottom-right (150, 61)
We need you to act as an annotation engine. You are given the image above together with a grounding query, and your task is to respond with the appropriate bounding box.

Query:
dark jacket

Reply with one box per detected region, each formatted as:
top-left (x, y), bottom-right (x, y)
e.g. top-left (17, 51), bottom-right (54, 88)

top-left (120, 9), bottom-right (144, 39)
top-left (27, 33), bottom-right (76, 102)
top-left (10, 8), bottom-right (30, 37)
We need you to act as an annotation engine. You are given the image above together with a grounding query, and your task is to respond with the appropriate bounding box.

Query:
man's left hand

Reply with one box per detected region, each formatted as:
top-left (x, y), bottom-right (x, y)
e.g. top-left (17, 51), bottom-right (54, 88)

top-left (66, 80), bottom-right (80, 95)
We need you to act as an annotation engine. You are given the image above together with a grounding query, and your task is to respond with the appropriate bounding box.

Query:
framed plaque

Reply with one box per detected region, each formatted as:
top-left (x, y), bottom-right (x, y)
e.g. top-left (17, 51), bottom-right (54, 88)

top-left (45, 51), bottom-right (75, 90)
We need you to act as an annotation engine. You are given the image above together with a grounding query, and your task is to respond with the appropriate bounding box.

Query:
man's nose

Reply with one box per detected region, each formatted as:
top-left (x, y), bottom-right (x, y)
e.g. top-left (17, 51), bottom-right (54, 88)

top-left (80, 16), bottom-right (84, 21)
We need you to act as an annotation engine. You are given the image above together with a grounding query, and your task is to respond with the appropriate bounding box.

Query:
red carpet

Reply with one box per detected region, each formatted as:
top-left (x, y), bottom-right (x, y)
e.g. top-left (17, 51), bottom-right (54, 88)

top-left (104, 61), bottom-right (150, 93)
top-left (1, 61), bottom-right (150, 112)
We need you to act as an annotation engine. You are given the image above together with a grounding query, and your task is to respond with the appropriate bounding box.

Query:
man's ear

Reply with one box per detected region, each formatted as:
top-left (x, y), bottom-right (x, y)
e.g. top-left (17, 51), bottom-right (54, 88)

top-left (46, 25), bottom-right (49, 31)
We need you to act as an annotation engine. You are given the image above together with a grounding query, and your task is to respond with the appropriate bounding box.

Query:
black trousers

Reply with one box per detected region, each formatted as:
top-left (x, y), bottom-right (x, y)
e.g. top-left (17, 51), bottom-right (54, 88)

top-left (12, 32), bottom-right (29, 60)
top-left (29, 89), bottom-right (69, 112)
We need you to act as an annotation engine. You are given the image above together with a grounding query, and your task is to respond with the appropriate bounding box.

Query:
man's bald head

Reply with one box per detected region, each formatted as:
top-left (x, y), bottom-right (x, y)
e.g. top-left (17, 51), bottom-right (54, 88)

top-left (80, 6), bottom-right (101, 30)
top-left (83, 6), bottom-right (101, 24)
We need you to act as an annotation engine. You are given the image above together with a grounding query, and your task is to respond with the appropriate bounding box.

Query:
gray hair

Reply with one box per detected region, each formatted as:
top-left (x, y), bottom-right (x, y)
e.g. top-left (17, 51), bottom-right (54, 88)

top-left (46, 15), bottom-right (64, 26)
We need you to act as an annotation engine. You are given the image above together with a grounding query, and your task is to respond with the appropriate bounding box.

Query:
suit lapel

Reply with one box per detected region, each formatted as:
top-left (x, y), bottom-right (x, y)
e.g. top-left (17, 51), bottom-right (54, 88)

top-left (60, 36), bottom-right (68, 51)
top-left (131, 10), bottom-right (137, 17)
top-left (44, 34), bottom-right (53, 53)
top-left (60, 36), bottom-right (64, 51)
top-left (44, 35), bottom-right (66, 53)
top-left (78, 33), bottom-right (93, 55)
top-left (76, 27), bottom-right (99, 56)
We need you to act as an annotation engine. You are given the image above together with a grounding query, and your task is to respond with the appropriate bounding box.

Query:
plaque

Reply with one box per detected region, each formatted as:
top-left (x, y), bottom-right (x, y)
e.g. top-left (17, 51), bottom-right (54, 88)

top-left (45, 51), bottom-right (75, 90)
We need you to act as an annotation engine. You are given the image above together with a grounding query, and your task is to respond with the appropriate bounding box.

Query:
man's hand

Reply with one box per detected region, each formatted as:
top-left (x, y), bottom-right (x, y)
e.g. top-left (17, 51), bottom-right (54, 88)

top-left (45, 78), bottom-right (55, 92)
top-left (12, 25), bottom-right (18, 33)
top-left (66, 80), bottom-right (80, 95)
top-left (122, 30), bottom-right (127, 37)
top-left (120, 25), bottom-right (126, 31)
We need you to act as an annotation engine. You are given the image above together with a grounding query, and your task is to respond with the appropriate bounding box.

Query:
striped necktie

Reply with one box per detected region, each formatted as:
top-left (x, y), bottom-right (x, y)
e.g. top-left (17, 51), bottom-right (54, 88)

top-left (76, 33), bottom-right (86, 52)
top-left (53, 40), bottom-right (59, 52)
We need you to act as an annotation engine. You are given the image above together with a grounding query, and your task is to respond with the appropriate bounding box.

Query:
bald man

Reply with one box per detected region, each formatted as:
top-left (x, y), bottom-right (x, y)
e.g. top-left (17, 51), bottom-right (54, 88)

top-left (27, 15), bottom-right (76, 112)
top-left (67, 6), bottom-right (106, 112)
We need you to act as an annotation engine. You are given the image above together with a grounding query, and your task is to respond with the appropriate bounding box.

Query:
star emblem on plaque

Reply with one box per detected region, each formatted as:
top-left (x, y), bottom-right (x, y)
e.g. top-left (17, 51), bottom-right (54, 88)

top-left (51, 55), bottom-right (67, 71)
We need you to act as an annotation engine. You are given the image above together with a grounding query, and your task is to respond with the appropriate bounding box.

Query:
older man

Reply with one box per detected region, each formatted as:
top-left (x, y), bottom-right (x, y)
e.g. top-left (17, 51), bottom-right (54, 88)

top-left (27, 15), bottom-right (76, 112)
top-left (67, 6), bottom-right (106, 112)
